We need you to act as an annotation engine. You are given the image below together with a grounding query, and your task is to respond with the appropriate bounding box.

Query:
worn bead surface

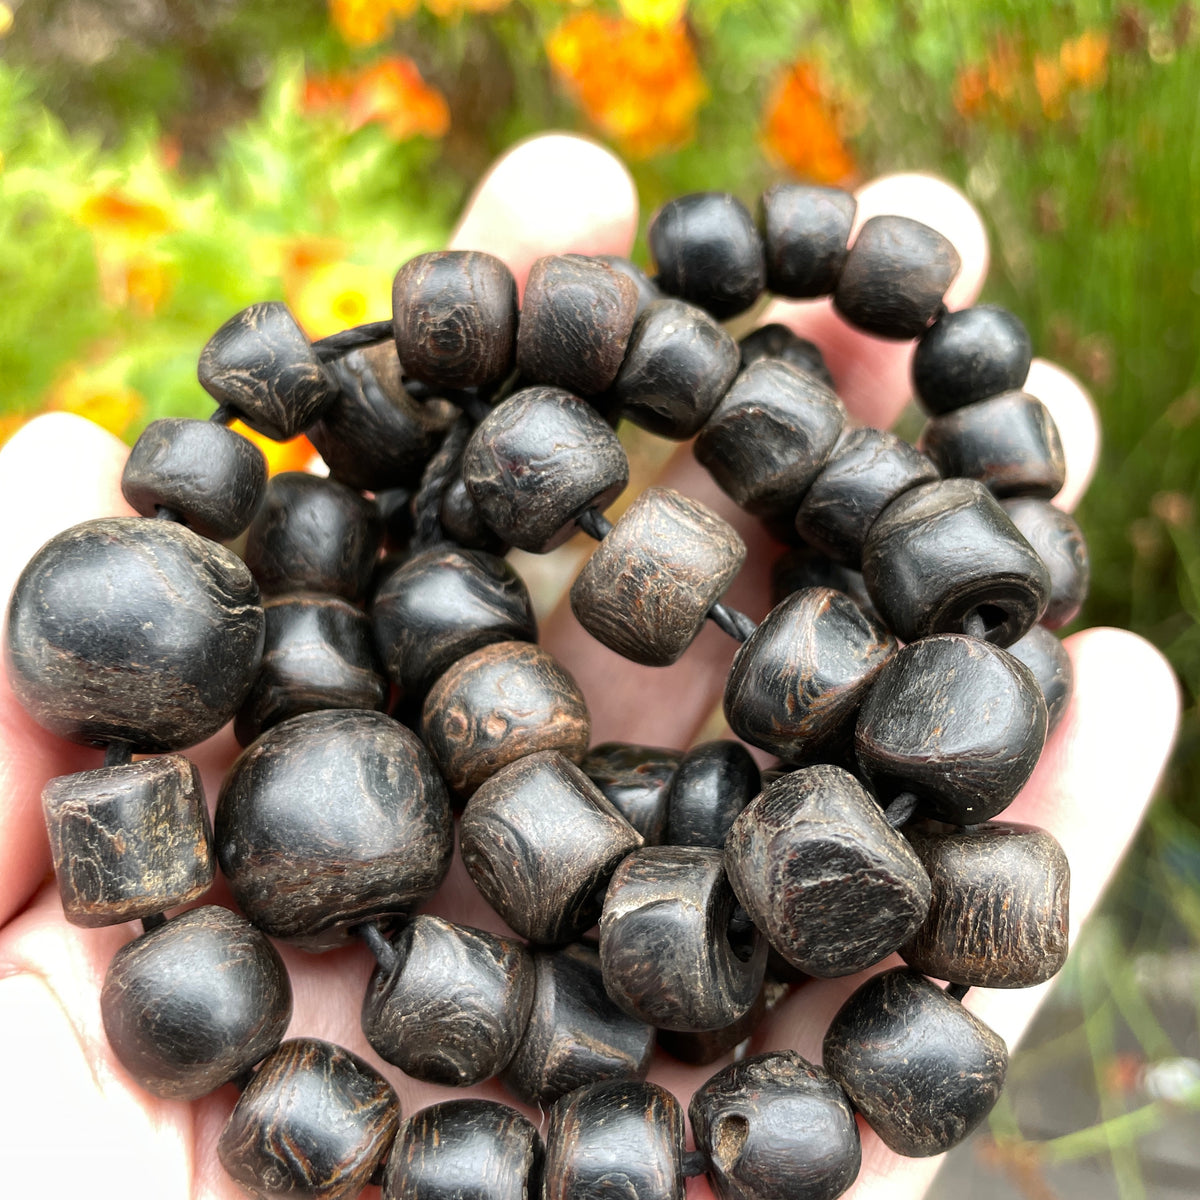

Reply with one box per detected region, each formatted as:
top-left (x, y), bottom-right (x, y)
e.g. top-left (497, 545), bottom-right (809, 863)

top-left (761, 184), bottom-right (857, 299)
top-left (725, 588), bottom-right (896, 764)
top-left (422, 642), bottom-right (591, 797)
top-left (855, 634), bottom-right (1048, 824)
top-left (392, 250), bottom-right (518, 389)
top-left (43, 755), bottom-right (213, 927)
top-left (738, 324), bottom-right (834, 389)
top-left (461, 751), bottom-right (642, 944)
top-left (695, 359), bottom-right (846, 516)
top-left (101, 905), bottom-right (291, 1100)
top-left (199, 301), bottom-right (338, 440)
top-left (216, 709), bottom-right (452, 948)
top-left (383, 1099), bottom-right (543, 1200)
top-left (690, 1050), bottom-right (861, 1200)
top-left (542, 1080), bottom-right (685, 1200)
top-left (122, 418), bottom-right (268, 541)
top-left (861, 478), bottom-right (1050, 646)
top-left (582, 742), bottom-right (679, 846)
top-left (822, 969), bottom-right (1008, 1157)
top-left (462, 387), bottom-right (628, 553)
top-left (725, 765), bottom-right (931, 977)
top-left (362, 916), bottom-right (535, 1086)
top-left (219, 1037), bottom-right (400, 1199)
top-left (600, 845), bottom-right (766, 1031)
top-left (1007, 623), bottom-right (1073, 734)
top-left (570, 487), bottom-right (746, 667)
top-left (5, 517), bottom-right (263, 750)
top-left (834, 215), bottom-right (961, 340)
top-left (664, 740), bottom-right (760, 850)
top-left (1002, 498), bottom-right (1090, 628)
top-left (594, 254), bottom-right (662, 315)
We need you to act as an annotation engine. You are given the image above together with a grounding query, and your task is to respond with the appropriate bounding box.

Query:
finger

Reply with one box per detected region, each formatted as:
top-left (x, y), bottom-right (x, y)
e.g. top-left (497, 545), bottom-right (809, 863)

top-left (1024, 358), bottom-right (1100, 511)
top-left (448, 133), bottom-right (639, 294)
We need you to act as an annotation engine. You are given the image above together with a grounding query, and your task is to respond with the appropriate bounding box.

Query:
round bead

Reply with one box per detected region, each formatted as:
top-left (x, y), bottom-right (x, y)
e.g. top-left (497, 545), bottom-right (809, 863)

top-left (855, 634), bottom-right (1048, 824)
top-left (695, 359), bottom-right (846, 516)
top-left (649, 192), bottom-right (766, 320)
top-left (725, 765), bottom-right (931, 977)
top-left (760, 183), bottom-right (857, 299)
top-left (724, 588), bottom-right (896, 764)
top-left (421, 642), bottom-right (590, 797)
top-left (822, 969), bottom-right (1008, 1157)
top-left (218, 1038), bottom-right (400, 1200)
top-left (1002, 498), bottom-right (1090, 628)
top-left (690, 1050), bottom-right (861, 1200)
top-left (833, 215), bottom-right (961, 339)
top-left (912, 305), bottom-right (1032, 415)
top-left (216, 709), bottom-right (452, 948)
top-left (594, 254), bottom-right (663, 315)
top-left (600, 845), bottom-right (766, 1031)
top-left (664, 739), bottom-right (760, 850)
top-left (392, 250), bottom-right (518, 389)
top-left (122, 418), bottom-right (268, 541)
top-left (198, 301), bottom-right (338, 440)
top-left (460, 750), bottom-right (642, 945)
top-left (582, 742), bottom-right (679, 846)
top-left (861, 478), bottom-right (1050, 646)
top-left (570, 487), bottom-right (746, 667)
top-left (5, 517), bottom-right (263, 751)
top-left (362, 916), bottom-right (535, 1086)
top-left (1007, 623), bottom-right (1073, 734)
top-left (101, 906), bottom-right (291, 1100)
top-left (739, 324), bottom-right (834, 388)
top-left (771, 545), bottom-right (873, 614)
top-left (462, 387), bottom-right (628, 553)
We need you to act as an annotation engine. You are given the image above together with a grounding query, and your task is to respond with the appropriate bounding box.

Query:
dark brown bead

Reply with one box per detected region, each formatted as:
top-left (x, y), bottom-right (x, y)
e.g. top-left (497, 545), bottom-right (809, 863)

top-left (362, 916), bottom-right (535, 1086)
top-left (664, 740), bottom-right (760, 850)
top-left (725, 765), bottom-right (930, 977)
top-left (600, 846), bottom-right (766, 1031)
top-left (761, 184), bottom-right (857, 299)
top-left (243, 473), bottom-right (382, 603)
top-left (694, 359), bottom-right (846, 516)
top-left (725, 588), bottom-right (896, 764)
top-left (42, 755), bottom-right (213, 928)
top-left (216, 709), bottom-right (452, 949)
top-left (421, 642), bottom-right (591, 797)
top-left (5, 517), bottom-right (263, 751)
top-left (1002, 498), bottom-right (1090, 628)
top-left (690, 1050), bottom-right (861, 1200)
top-left (310, 341), bottom-right (456, 492)
top-left (516, 255), bottom-right (638, 395)
top-left (912, 305), bottom-right (1033, 415)
top-left (219, 1037), bottom-right (400, 1199)
top-left (461, 751), bottom-right (641, 945)
top-left (594, 254), bottom-right (662, 315)
top-left (392, 250), bottom-right (518, 390)
top-left (383, 1100), bottom-right (543, 1200)
top-left (501, 942), bottom-right (654, 1107)
top-left (570, 487), bottom-right (746, 667)
top-left (199, 301), bottom-right (338, 440)
top-left (855, 634), bottom-right (1048, 825)
top-left (101, 906), bottom-right (291, 1100)
top-left (923, 391), bottom-right (1066, 500)
top-left (611, 300), bottom-right (740, 439)
top-left (439, 474), bottom-right (508, 554)
top-left (795, 429), bottom-right (940, 568)
top-left (822, 969), bottom-right (1008, 1157)
top-left (462, 387), bottom-right (628, 553)
top-left (657, 981), bottom-right (777, 1066)
top-left (833, 215), bottom-right (961, 340)
top-left (902, 821), bottom-right (1070, 987)
top-left (739, 323), bottom-right (835, 388)
top-left (648, 192), bottom-right (766, 320)
top-left (1007, 623), bottom-right (1073, 735)
top-left (770, 545), bottom-right (873, 614)
top-left (582, 742), bottom-right (678, 846)
top-left (377, 488), bottom-right (416, 552)
top-left (861, 478), bottom-right (1050, 646)
top-left (122, 418), bottom-right (268, 541)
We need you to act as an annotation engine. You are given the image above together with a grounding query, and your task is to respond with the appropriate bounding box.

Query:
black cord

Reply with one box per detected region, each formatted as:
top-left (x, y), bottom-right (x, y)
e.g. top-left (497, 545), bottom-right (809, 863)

top-left (708, 602), bottom-right (758, 643)
top-left (311, 320), bottom-right (394, 363)
top-left (411, 414), bottom-right (473, 550)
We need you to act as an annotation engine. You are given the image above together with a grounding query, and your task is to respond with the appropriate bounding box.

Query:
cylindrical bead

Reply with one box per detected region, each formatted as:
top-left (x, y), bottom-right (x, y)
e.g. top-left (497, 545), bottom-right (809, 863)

top-left (1007, 623), bottom-right (1074, 734)
top-left (760, 183), bottom-right (856, 299)
top-left (582, 742), bottom-right (679, 846)
top-left (664, 740), bottom-right (760, 850)
top-left (1002, 497), bottom-right (1090, 628)
top-left (912, 305), bottom-right (1032, 415)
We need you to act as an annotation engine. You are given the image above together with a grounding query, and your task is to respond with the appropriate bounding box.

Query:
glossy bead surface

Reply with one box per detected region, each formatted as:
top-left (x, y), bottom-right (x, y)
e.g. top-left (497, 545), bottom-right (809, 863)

top-left (690, 1050), bottom-right (861, 1200)
top-left (439, 474), bottom-right (508, 554)
top-left (43, 755), bottom-right (213, 927)
top-left (101, 905), bottom-right (291, 1100)
top-left (861, 478), bottom-right (1050, 646)
top-left (122, 418), bottom-right (268, 541)
top-left (822, 969), bottom-right (1008, 1157)
top-left (725, 765), bottom-right (930, 977)
top-left (219, 1038), bottom-right (400, 1199)
top-left (833, 215), bottom-right (961, 340)
top-left (1002, 498), bottom-right (1090, 628)
top-left (582, 742), bottom-right (679, 845)
top-left (761, 184), bottom-right (856, 299)
top-left (738, 324), bottom-right (834, 389)
top-left (912, 305), bottom-right (1032, 415)
top-left (855, 634), bottom-right (1048, 824)
top-left (570, 487), bottom-right (746, 667)
top-left (664, 740), bottom-right (760, 850)
top-left (5, 517), bottom-right (263, 750)
top-left (1007, 623), bottom-right (1073, 734)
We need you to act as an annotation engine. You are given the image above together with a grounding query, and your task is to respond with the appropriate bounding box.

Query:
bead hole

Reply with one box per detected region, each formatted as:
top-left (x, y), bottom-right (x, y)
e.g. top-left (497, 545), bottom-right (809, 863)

top-left (966, 604), bottom-right (1007, 639)
top-left (714, 1114), bottom-right (749, 1163)
top-left (726, 905), bottom-right (757, 963)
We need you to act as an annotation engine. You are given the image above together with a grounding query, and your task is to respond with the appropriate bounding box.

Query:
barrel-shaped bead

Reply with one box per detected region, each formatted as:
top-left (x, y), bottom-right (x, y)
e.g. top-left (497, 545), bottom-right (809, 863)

top-left (1007, 624), bottom-right (1074, 734)
top-left (760, 184), bottom-right (857, 299)
top-left (738, 324), bottom-right (834, 389)
top-left (664, 740), bottom-right (760, 850)
top-left (582, 742), bottom-right (679, 846)
top-left (1002, 498), bottom-right (1090, 628)
top-left (912, 305), bottom-right (1032, 415)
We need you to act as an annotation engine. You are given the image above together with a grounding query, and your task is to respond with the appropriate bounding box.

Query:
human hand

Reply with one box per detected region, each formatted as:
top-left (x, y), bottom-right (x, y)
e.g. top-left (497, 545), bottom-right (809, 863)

top-left (0, 134), bottom-right (1181, 1199)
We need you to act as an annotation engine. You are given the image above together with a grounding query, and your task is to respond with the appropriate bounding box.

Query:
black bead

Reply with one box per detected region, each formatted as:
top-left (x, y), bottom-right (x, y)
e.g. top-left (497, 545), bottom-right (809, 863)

top-left (593, 254), bottom-right (663, 316)
top-left (439, 474), bottom-right (509, 554)
top-left (738, 323), bottom-right (834, 389)
top-left (582, 742), bottom-right (679, 846)
top-left (1007, 623), bottom-right (1073, 735)
top-left (760, 183), bottom-right (857, 299)
top-left (664, 740), bottom-right (760, 850)
top-left (377, 487), bottom-right (415, 551)
top-left (770, 545), bottom-right (874, 614)
top-left (657, 982), bottom-right (774, 1066)
top-left (1002, 498), bottom-right (1090, 628)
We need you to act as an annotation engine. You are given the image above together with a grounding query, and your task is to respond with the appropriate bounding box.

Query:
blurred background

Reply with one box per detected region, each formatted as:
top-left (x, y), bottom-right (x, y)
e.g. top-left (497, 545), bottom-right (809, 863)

top-left (1, 1), bottom-right (1197, 1194)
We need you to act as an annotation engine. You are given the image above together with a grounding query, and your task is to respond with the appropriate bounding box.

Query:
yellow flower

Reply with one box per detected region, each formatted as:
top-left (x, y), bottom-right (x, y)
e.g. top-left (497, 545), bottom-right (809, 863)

top-left (290, 261), bottom-right (394, 339)
top-left (761, 60), bottom-right (856, 185)
top-left (1060, 29), bottom-right (1108, 89)
top-left (0, 4), bottom-right (14, 38)
top-left (45, 365), bottom-right (145, 439)
top-left (228, 419), bottom-right (319, 475)
top-left (618, 0), bottom-right (687, 28)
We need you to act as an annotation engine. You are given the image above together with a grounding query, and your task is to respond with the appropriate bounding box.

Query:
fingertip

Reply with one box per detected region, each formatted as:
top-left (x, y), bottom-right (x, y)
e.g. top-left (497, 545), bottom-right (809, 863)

top-left (1024, 359), bottom-right (1101, 511)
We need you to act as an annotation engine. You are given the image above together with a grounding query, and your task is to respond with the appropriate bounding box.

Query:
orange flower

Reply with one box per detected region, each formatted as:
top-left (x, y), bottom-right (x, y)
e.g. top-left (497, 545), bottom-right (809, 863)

top-left (229, 419), bottom-right (319, 475)
top-left (762, 60), bottom-right (856, 185)
top-left (328, 0), bottom-right (416, 48)
top-left (123, 256), bottom-right (173, 316)
top-left (345, 57), bottom-right (451, 141)
top-left (1060, 29), bottom-right (1108, 89)
top-left (1034, 53), bottom-right (1067, 120)
top-left (44, 365), bottom-right (145, 439)
top-left (77, 191), bottom-right (172, 240)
